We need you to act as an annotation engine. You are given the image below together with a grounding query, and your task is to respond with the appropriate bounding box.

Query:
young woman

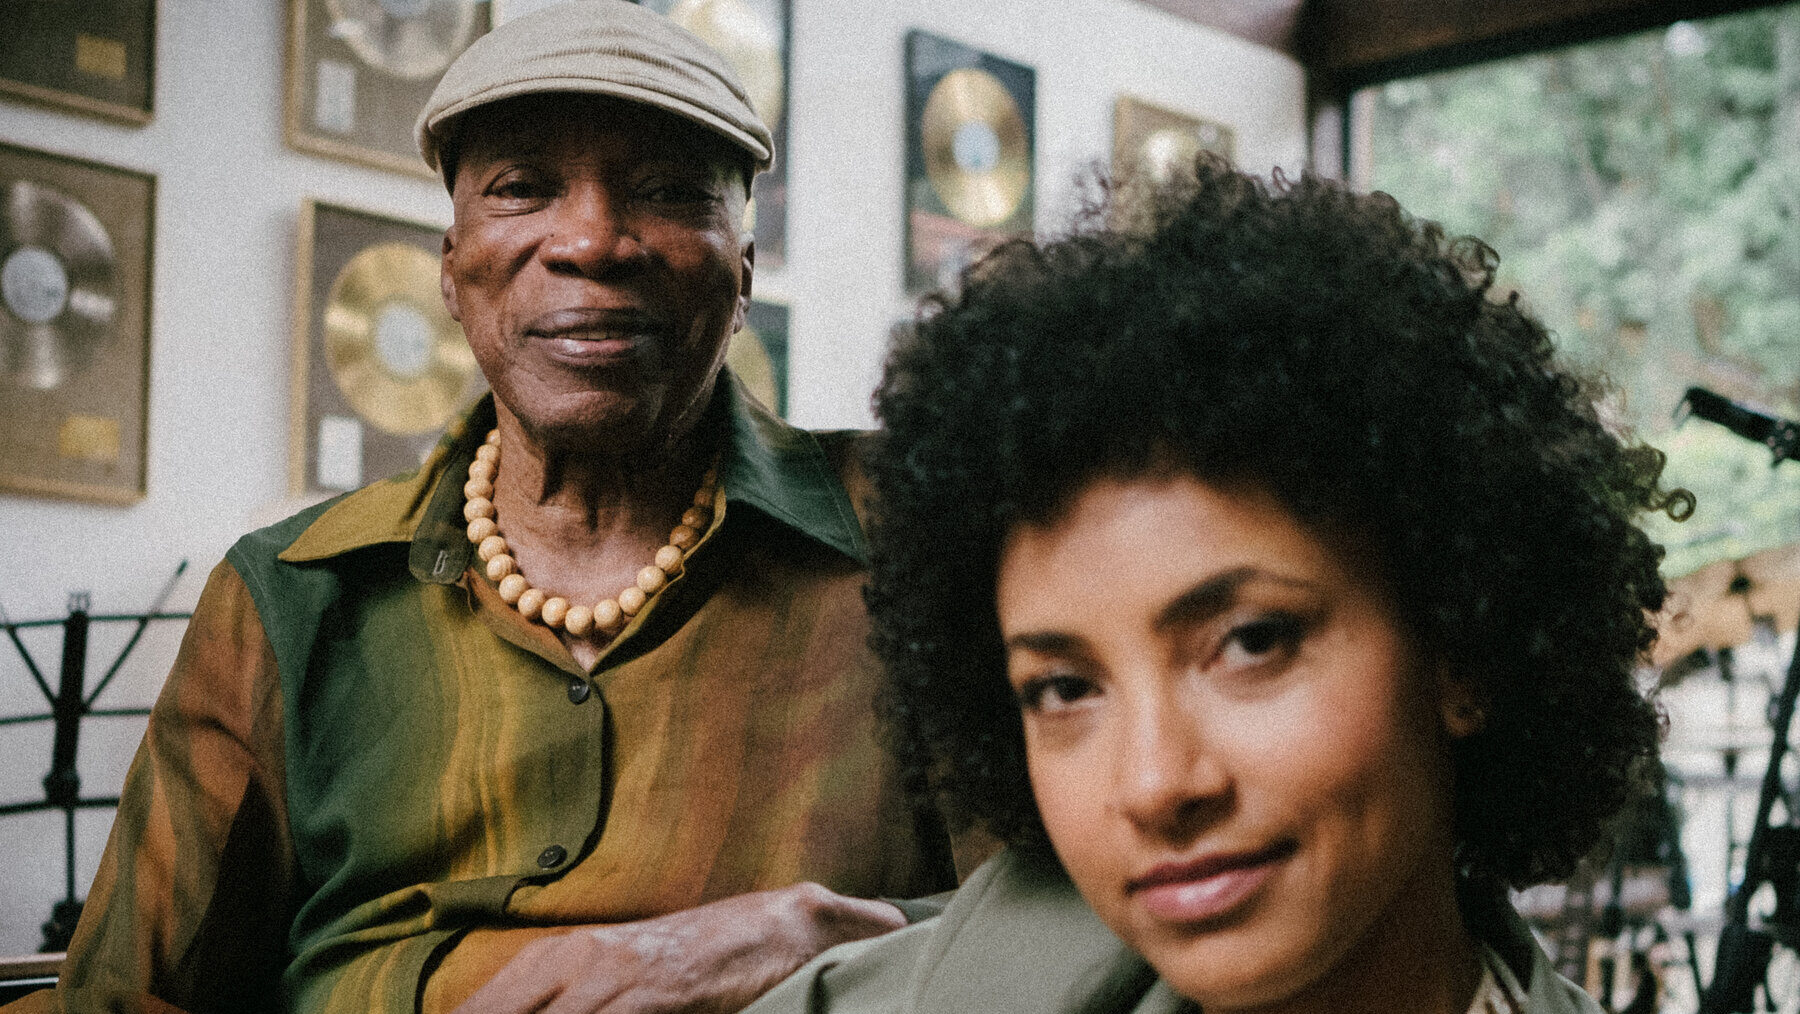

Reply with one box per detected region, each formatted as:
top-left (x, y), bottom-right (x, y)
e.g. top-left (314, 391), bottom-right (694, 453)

top-left (745, 161), bottom-right (1691, 1014)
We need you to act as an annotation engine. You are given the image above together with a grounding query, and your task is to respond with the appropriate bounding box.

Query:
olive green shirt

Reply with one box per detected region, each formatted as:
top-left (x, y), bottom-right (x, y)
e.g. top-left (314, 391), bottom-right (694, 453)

top-left (16, 379), bottom-right (954, 1014)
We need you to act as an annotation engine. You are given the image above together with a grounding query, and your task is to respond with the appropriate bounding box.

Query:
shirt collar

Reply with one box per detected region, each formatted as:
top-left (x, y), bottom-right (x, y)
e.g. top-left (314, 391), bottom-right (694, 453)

top-left (278, 371), bottom-right (868, 573)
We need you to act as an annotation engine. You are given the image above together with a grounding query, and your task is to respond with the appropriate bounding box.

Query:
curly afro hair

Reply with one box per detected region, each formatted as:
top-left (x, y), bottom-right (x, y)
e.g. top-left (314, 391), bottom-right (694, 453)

top-left (863, 160), bottom-right (1690, 890)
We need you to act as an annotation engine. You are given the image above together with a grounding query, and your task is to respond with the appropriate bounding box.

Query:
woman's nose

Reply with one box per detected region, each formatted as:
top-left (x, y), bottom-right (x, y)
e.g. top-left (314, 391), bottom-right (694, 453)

top-left (542, 182), bottom-right (643, 273)
top-left (1109, 692), bottom-right (1230, 840)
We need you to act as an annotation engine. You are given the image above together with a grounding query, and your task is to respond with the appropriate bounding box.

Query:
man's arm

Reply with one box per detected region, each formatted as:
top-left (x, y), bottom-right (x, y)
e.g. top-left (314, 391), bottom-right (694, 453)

top-left (24, 561), bottom-right (295, 1014)
top-left (429, 886), bottom-right (906, 1014)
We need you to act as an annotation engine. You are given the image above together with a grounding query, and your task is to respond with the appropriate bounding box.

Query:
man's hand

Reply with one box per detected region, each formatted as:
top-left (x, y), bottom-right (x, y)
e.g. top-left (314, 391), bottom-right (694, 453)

top-left (450, 883), bottom-right (908, 1014)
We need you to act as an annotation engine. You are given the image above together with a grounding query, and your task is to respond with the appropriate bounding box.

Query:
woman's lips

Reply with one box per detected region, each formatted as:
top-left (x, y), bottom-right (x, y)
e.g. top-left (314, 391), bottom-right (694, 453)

top-left (1127, 840), bottom-right (1296, 925)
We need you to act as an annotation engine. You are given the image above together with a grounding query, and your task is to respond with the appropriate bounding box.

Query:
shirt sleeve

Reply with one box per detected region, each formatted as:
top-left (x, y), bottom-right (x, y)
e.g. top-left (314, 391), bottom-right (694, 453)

top-left (21, 560), bottom-right (296, 1014)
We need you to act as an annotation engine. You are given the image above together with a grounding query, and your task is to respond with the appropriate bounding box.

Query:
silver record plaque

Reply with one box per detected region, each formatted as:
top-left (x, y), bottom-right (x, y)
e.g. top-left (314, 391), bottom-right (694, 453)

top-left (285, 0), bottom-right (491, 177)
top-left (0, 180), bottom-right (120, 391)
top-left (322, 0), bottom-right (483, 81)
top-left (0, 143), bottom-right (153, 504)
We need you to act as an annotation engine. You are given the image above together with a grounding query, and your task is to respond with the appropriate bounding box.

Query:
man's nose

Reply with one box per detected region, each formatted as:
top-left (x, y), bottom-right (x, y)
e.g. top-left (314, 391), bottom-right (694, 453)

top-left (1109, 690), bottom-right (1229, 840)
top-left (542, 182), bottom-right (643, 273)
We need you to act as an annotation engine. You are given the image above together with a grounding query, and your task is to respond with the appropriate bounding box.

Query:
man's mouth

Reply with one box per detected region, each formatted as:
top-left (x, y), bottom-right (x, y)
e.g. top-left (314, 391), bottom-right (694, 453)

top-left (525, 307), bottom-right (665, 366)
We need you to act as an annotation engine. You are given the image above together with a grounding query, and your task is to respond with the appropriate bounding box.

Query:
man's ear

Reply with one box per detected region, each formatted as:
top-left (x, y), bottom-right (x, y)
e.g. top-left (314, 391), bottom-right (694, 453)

top-left (1438, 665), bottom-right (1487, 740)
top-left (733, 239), bottom-right (754, 333)
top-left (441, 228), bottom-right (461, 322)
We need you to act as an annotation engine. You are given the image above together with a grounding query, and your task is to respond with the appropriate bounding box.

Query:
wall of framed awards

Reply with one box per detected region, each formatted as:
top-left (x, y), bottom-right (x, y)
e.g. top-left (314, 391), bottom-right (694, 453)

top-left (0, 0), bottom-right (1305, 956)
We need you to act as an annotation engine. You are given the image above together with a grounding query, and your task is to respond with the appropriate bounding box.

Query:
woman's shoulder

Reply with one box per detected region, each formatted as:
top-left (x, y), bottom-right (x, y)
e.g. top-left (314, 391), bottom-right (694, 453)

top-left (745, 848), bottom-right (1182, 1014)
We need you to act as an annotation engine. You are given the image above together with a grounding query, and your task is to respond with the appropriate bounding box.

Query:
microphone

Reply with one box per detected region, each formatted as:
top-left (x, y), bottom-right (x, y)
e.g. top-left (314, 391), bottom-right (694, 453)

top-left (1675, 387), bottom-right (1799, 466)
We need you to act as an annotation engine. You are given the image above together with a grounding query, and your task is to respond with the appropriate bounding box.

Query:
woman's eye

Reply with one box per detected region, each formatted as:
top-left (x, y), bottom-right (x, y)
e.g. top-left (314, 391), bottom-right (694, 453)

top-left (1016, 674), bottom-right (1098, 714)
top-left (1218, 613), bottom-right (1307, 669)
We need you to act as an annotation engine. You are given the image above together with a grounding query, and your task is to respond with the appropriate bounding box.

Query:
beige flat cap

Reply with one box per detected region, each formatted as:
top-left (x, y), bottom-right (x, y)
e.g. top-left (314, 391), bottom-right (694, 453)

top-left (416, 0), bottom-right (773, 181)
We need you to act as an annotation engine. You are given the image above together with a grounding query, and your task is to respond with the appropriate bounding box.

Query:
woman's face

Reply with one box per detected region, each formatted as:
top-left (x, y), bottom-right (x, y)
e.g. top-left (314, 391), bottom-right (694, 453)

top-left (996, 474), bottom-right (1473, 1009)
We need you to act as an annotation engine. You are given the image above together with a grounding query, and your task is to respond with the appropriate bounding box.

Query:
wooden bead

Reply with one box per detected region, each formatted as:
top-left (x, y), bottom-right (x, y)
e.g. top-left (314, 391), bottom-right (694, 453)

top-left (564, 605), bottom-right (594, 637)
top-left (464, 496), bottom-right (494, 523)
top-left (467, 516), bottom-right (498, 543)
top-left (654, 545), bottom-right (684, 573)
top-left (464, 477), bottom-right (494, 501)
top-left (669, 524), bottom-right (699, 550)
top-left (517, 587), bottom-right (547, 620)
top-left (541, 596), bottom-right (569, 628)
top-left (467, 458), bottom-right (497, 484)
top-left (636, 565), bottom-right (667, 594)
top-left (498, 573), bottom-right (529, 603)
top-left (618, 585), bottom-right (647, 616)
top-left (477, 534), bottom-right (509, 562)
top-left (680, 506), bottom-right (710, 530)
top-left (484, 429), bottom-right (502, 445)
top-left (486, 554), bottom-right (517, 581)
top-left (476, 442), bottom-right (500, 461)
top-left (594, 599), bottom-right (625, 633)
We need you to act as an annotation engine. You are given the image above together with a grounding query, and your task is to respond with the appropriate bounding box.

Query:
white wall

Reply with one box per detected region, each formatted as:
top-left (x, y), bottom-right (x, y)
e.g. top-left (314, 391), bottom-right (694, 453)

top-left (0, 0), bottom-right (1303, 954)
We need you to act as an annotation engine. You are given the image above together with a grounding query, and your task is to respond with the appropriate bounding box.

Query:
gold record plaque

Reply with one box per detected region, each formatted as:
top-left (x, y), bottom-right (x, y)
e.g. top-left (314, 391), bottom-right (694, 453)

top-left (1112, 95), bottom-right (1236, 184)
top-left (0, 143), bottom-right (153, 504)
top-left (0, 0), bottom-right (155, 123)
top-left (638, 0), bottom-right (792, 268)
top-left (725, 299), bottom-right (789, 417)
top-left (905, 32), bottom-right (1035, 295)
top-left (285, 0), bottom-right (490, 177)
top-left (293, 201), bottom-right (483, 494)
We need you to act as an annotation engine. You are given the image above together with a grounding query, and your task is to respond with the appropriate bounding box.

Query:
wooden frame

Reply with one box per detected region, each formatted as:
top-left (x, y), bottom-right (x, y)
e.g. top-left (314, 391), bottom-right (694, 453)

top-left (283, 0), bottom-right (490, 178)
top-left (290, 200), bottom-right (481, 496)
top-left (0, 0), bottom-right (156, 125)
top-left (1112, 95), bottom-right (1236, 180)
top-left (0, 143), bottom-right (154, 505)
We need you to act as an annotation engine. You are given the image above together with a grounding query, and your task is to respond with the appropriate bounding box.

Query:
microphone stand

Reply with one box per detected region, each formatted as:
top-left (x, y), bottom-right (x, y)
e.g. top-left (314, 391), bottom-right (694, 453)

top-left (1679, 387), bottom-right (1799, 1014)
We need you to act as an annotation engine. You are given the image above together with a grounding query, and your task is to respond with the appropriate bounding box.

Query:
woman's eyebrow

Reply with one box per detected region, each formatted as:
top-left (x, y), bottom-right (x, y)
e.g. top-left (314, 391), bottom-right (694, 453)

top-left (1005, 630), bottom-right (1086, 655)
top-left (1151, 567), bottom-right (1256, 634)
top-left (1151, 567), bottom-right (1316, 633)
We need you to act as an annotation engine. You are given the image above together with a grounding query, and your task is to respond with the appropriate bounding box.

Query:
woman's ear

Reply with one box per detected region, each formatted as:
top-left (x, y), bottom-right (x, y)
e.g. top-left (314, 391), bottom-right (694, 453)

top-left (1437, 665), bottom-right (1487, 740)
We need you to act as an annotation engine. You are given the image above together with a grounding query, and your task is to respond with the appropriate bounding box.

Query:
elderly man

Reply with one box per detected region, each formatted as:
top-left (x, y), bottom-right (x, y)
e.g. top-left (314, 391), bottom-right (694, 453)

top-left (12, 4), bottom-right (955, 1013)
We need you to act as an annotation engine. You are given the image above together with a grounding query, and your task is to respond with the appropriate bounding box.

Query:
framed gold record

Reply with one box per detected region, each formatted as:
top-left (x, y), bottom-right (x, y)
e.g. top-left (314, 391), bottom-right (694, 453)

top-left (0, 142), bottom-right (154, 505)
top-left (1112, 95), bottom-right (1236, 183)
top-left (284, 0), bottom-right (490, 177)
top-left (726, 299), bottom-right (789, 417)
top-left (904, 31), bottom-right (1035, 295)
top-left (0, 0), bottom-right (156, 124)
top-left (292, 200), bottom-right (484, 495)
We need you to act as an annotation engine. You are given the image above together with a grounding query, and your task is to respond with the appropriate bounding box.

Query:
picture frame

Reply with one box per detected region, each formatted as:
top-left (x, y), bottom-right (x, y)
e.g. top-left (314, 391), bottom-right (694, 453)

top-left (727, 299), bottom-right (790, 418)
top-left (1112, 95), bottom-right (1236, 181)
top-left (0, 0), bottom-right (157, 125)
top-left (291, 200), bottom-right (484, 496)
top-left (903, 31), bottom-right (1036, 295)
top-left (0, 142), bottom-right (155, 504)
top-left (283, 0), bottom-right (490, 178)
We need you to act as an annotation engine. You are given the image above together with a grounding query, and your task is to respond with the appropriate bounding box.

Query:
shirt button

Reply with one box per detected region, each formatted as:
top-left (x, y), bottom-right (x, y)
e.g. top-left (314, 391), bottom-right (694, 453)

top-left (538, 845), bottom-right (568, 869)
top-left (567, 680), bottom-right (592, 704)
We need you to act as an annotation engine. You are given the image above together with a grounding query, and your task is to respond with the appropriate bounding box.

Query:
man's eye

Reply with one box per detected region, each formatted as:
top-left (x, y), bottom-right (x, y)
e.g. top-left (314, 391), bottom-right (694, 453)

top-left (487, 175), bottom-right (547, 200)
top-left (1016, 674), bottom-right (1097, 714)
top-left (641, 180), bottom-right (715, 204)
top-left (1218, 613), bottom-right (1307, 669)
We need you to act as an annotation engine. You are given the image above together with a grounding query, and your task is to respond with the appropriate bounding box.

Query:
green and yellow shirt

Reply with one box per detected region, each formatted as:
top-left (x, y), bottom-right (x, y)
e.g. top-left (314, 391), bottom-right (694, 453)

top-left (24, 379), bottom-right (955, 1014)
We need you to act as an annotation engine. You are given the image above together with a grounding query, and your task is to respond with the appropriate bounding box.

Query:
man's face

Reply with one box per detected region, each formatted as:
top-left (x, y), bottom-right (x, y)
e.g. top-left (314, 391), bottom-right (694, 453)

top-left (442, 94), bottom-right (751, 453)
